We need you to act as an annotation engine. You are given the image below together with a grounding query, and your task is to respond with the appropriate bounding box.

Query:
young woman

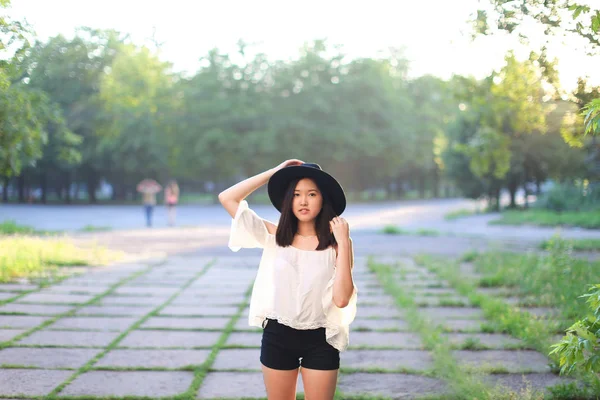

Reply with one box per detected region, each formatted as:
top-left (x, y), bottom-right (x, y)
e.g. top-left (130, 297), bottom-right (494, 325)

top-left (218, 159), bottom-right (357, 400)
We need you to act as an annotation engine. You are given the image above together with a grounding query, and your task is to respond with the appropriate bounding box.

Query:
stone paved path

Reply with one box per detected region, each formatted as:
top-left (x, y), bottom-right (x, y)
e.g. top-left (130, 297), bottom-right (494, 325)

top-left (0, 242), bottom-right (580, 398)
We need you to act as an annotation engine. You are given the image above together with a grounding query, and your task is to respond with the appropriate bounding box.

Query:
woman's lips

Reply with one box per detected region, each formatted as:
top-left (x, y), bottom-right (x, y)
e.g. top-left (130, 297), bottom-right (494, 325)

top-left (299, 209), bottom-right (309, 214)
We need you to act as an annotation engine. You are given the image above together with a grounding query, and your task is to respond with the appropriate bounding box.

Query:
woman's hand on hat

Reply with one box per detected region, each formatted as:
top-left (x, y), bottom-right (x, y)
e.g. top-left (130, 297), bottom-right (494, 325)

top-left (330, 217), bottom-right (349, 242)
top-left (274, 159), bottom-right (304, 171)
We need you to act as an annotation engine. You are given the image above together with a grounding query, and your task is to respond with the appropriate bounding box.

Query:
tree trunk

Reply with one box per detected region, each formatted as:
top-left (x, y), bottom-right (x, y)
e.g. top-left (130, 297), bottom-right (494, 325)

top-left (72, 182), bottom-right (79, 202)
top-left (508, 181), bottom-right (517, 209)
top-left (86, 171), bottom-right (98, 204)
top-left (495, 187), bottom-right (502, 211)
top-left (432, 168), bottom-right (440, 198)
top-left (418, 173), bottom-right (426, 199)
top-left (40, 171), bottom-right (48, 204)
top-left (395, 177), bottom-right (405, 198)
top-left (2, 176), bottom-right (9, 202)
top-left (113, 180), bottom-right (127, 201)
top-left (17, 175), bottom-right (25, 203)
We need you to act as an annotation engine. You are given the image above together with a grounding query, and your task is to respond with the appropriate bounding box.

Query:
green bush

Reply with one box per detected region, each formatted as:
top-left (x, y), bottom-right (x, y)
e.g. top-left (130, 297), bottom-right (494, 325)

top-left (535, 181), bottom-right (600, 212)
top-left (550, 284), bottom-right (600, 375)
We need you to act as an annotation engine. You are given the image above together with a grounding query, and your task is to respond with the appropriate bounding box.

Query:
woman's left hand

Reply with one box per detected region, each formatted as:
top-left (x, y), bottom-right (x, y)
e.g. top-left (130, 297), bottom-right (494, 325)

top-left (330, 217), bottom-right (350, 242)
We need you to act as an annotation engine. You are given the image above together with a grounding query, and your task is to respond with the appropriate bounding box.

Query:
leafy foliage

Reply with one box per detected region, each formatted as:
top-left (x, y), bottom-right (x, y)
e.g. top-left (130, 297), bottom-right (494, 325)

top-left (550, 284), bottom-right (600, 375)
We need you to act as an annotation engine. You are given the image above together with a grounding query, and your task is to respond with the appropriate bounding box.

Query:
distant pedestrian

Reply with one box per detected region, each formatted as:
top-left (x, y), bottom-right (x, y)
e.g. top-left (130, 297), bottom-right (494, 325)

top-left (136, 179), bottom-right (162, 227)
top-left (164, 180), bottom-right (180, 226)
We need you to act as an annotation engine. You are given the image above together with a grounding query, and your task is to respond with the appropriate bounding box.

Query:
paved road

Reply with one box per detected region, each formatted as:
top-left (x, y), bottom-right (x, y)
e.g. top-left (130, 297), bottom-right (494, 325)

top-left (1, 197), bottom-right (481, 231)
top-left (4, 195), bottom-right (600, 242)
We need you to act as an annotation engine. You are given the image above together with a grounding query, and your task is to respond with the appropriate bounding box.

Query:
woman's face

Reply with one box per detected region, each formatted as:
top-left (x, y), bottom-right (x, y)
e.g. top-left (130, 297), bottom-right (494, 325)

top-left (292, 178), bottom-right (323, 222)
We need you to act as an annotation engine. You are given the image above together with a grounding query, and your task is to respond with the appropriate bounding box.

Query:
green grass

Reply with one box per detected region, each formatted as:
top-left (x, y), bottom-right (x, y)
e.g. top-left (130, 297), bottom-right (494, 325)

top-left (79, 225), bottom-right (112, 232)
top-left (369, 258), bottom-right (491, 399)
top-left (414, 244), bottom-right (600, 398)
top-left (445, 208), bottom-right (486, 221)
top-left (381, 225), bottom-right (440, 236)
top-left (0, 220), bottom-right (38, 235)
top-left (0, 235), bottom-right (123, 283)
top-left (539, 237), bottom-right (600, 251)
top-left (468, 236), bottom-right (597, 320)
top-left (0, 219), bottom-right (60, 235)
top-left (490, 208), bottom-right (600, 229)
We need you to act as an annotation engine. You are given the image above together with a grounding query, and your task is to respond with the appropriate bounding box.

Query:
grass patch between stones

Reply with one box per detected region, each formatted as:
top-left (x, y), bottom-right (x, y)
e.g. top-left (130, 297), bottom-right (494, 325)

top-left (178, 285), bottom-right (253, 399)
top-left (368, 258), bottom-right (490, 399)
top-left (46, 258), bottom-right (216, 398)
top-left (0, 265), bottom-right (155, 350)
top-left (416, 252), bottom-right (600, 398)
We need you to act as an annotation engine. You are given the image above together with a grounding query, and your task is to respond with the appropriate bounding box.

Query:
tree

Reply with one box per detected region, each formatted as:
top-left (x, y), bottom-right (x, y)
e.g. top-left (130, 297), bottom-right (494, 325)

top-left (475, 1), bottom-right (599, 52)
top-left (406, 75), bottom-right (454, 198)
top-left (474, 1), bottom-right (600, 141)
top-left (0, 0), bottom-right (76, 203)
top-left (97, 42), bottom-right (174, 199)
top-left (443, 53), bottom-right (555, 209)
top-left (21, 29), bottom-right (123, 202)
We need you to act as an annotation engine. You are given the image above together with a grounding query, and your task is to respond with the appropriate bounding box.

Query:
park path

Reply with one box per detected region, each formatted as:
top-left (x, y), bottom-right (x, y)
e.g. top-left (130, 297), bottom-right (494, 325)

top-left (0, 230), bottom-right (575, 398)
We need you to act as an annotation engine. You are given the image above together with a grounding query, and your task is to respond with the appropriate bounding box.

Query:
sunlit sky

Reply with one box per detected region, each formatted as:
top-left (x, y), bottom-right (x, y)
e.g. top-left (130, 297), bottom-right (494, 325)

top-left (6, 0), bottom-right (600, 92)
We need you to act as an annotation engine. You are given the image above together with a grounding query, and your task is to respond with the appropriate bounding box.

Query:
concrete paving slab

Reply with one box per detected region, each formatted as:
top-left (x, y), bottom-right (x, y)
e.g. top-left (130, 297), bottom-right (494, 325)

top-left (0, 304), bottom-right (74, 315)
top-left (75, 305), bottom-right (154, 316)
top-left (338, 372), bottom-right (448, 398)
top-left (0, 329), bottom-right (26, 342)
top-left (453, 350), bottom-right (551, 372)
top-left (0, 315), bottom-right (50, 329)
top-left (60, 370), bottom-right (194, 396)
top-left (341, 350), bottom-right (433, 371)
top-left (212, 348), bottom-right (261, 370)
top-left (48, 316), bottom-right (137, 332)
top-left (198, 372), bottom-right (305, 398)
top-left (0, 347), bottom-right (100, 368)
top-left (16, 293), bottom-right (95, 304)
top-left (18, 330), bottom-right (120, 347)
top-left (118, 330), bottom-right (221, 348)
top-left (0, 369), bottom-right (72, 396)
top-left (142, 316), bottom-right (231, 330)
top-left (160, 305), bottom-right (238, 317)
top-left (96, 348), bottom-right (211, 368)
top-left (351, 318), bottom-right (410, 331)
top-left (349, 332), bottom-right (423, 349)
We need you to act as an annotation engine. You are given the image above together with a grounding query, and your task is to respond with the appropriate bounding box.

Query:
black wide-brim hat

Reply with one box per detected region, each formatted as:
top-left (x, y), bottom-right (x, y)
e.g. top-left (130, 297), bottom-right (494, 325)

top-left (267, 163), bottom-right (346, 215)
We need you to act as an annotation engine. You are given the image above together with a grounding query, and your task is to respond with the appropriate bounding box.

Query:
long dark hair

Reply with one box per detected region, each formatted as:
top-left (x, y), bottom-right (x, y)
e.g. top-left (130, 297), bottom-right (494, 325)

top-left (275, 177), bottom-right (338, 250)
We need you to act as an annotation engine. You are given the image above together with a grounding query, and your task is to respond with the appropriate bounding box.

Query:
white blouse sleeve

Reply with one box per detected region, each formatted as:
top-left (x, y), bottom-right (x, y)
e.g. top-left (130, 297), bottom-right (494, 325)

top-left (228, 200), bottom-right (271, 252)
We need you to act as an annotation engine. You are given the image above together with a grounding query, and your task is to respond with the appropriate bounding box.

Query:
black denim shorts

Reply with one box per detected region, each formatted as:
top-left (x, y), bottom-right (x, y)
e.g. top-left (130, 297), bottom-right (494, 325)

top-left (260, 318), bottom-right (340, 370)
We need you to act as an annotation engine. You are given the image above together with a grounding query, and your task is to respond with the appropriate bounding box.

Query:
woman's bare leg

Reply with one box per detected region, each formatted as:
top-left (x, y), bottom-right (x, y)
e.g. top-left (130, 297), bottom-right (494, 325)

top-left (261, 364), bottom-right (299, 400)
top-left (300, 367), bottom-right (338, 400)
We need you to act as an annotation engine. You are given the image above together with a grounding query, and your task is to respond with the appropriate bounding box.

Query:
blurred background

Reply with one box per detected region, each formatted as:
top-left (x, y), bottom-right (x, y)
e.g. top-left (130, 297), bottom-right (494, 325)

top-left (0, 0), bottom-right (599, 227)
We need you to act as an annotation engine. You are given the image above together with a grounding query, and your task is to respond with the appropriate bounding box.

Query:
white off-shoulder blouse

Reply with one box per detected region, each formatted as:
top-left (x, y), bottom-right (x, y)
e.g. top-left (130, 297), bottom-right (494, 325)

top-left (228, 200), bottom-right (358, 352)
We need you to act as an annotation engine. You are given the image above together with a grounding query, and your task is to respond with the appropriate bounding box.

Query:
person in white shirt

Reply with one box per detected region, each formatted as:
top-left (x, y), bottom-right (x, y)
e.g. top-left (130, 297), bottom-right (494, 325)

top-left (218, 159), bottom-right (357, 400)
